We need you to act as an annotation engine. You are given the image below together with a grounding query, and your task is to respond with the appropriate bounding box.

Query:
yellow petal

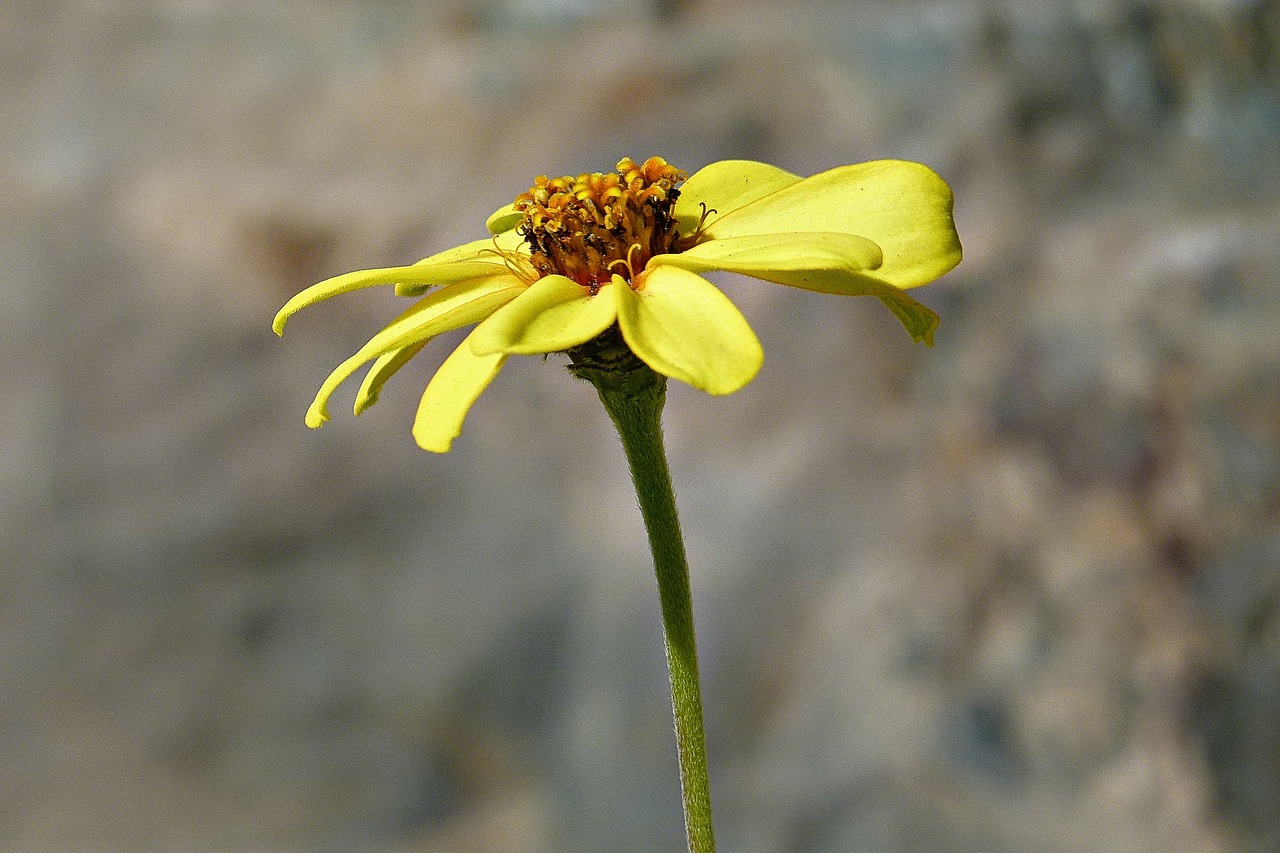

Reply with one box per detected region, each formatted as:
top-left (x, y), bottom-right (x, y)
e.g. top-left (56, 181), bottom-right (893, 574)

top-left (673, 160), bottom-right (801, 235)
top-left (649, 231), bottom-right (940, 345)
top-left (413, 328), bottom-right (507, 453)
top-left (274, 265), bottom-right (473, 336)
top-left (305, 274), bottom-right (524, 428)
top-left (272, 232), bottom-right (526, 334)
top-left (387, 260), bottom-right (515, 299)
top-left (469, 275), bottom-right (618, 356)
top-left (354, 341), bottom-right (428, 416)
top-left (616, 266), bottom-right (763, 395)
top-left (653, 231), bottom-right (883, 282)
top-left (396, 231), bottom-right (530, 297)
top-left (705, 160), bottom-right (961, 289)
top-left (486, 204), bottom-right (523, 235)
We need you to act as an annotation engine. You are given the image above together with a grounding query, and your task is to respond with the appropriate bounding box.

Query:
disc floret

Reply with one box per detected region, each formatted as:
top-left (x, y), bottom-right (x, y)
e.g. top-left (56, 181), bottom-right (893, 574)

top-left (514, 157), bottom-right (687, 293)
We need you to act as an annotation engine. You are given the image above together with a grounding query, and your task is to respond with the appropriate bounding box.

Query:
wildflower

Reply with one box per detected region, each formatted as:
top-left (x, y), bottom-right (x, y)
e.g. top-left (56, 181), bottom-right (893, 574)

top-left (273, 157), bottom-right (961, 452)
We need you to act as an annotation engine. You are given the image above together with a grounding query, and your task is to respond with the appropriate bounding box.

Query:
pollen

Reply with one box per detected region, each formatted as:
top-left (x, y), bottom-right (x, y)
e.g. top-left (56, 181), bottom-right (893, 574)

top-left (514, 157), bottom-right (687, 293)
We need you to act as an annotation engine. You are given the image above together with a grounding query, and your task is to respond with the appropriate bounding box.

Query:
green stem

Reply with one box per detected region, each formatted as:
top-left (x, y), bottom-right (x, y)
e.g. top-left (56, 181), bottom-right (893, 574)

top-left (590, 364), bottom-right (716, 853)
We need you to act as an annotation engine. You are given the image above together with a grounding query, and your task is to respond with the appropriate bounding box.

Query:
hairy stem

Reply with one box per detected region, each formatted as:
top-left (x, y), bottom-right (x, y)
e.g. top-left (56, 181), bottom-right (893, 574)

top-left (586, 360), bottom-right (716, 853)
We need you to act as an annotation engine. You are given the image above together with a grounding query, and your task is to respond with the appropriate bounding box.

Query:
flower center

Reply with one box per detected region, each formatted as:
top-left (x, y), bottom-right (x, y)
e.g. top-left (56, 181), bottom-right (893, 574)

top-left (514, 157), bottom-right (687, 295)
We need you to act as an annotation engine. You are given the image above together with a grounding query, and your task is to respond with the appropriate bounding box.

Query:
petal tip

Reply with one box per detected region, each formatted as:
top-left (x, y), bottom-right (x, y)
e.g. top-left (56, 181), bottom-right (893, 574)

top-left (703, 346), bottom-right (764, 395)
top-left (486, 206), bottom-right (523, 235)
top-left (917, 322), bottom-right (938, 348)
top-left (393, 282), bottom-right (426, 297)
top-left (412, 424), bottom-right (456, 453)
top-left (700, 365), bottom-right (762, 396)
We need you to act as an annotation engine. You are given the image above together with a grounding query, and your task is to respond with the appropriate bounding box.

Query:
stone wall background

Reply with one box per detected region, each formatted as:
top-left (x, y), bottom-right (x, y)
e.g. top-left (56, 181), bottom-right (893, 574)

top-left (4, 0), bottom-right (1279, 850)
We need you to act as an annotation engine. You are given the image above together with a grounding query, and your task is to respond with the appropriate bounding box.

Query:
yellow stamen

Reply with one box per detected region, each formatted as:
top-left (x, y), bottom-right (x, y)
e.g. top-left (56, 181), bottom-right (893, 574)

top-left (478, 237), bottom-right (538, 284)
top-left (607, 242), bottom-right (644, 283)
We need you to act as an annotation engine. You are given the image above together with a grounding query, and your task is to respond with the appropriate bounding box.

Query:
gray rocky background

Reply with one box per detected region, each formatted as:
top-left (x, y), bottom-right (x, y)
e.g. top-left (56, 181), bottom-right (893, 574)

top-left (4, 0), bottom-right (1280, 850)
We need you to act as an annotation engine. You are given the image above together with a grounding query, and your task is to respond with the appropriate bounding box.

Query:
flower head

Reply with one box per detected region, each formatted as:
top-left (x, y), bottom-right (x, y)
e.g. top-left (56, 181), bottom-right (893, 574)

top-left (273, 157), bottom-right (961, 452)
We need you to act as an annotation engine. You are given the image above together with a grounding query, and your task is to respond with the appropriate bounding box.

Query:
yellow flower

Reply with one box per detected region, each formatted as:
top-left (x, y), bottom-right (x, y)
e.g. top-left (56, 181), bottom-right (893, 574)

top-left (274, 157), bottom-right (961, 452)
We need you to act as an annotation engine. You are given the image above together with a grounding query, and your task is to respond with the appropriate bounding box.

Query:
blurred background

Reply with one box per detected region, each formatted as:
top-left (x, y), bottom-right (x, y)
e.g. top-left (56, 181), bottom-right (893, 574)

top-left (5, 0), bottom-right (1279, 850)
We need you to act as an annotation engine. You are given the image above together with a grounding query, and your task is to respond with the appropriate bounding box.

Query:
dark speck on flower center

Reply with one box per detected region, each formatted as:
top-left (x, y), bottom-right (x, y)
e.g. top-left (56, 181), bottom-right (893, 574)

top-left (515, 157), bottom-right (686, 295)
